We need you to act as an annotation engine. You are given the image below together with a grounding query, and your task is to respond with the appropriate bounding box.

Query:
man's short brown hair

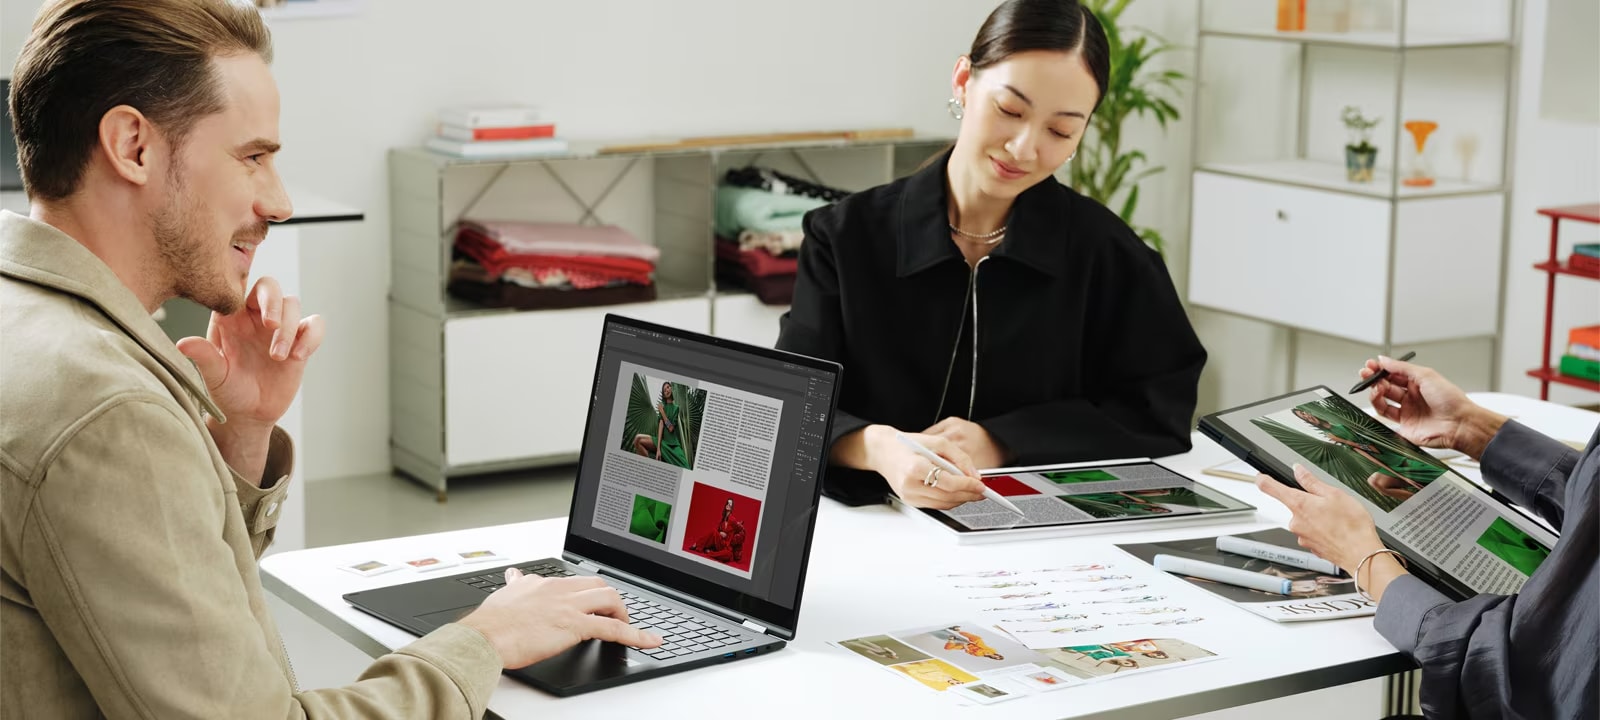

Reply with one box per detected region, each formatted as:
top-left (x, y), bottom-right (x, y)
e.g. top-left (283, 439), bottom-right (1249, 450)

top-left (8, 0), bottom-right (273, 201)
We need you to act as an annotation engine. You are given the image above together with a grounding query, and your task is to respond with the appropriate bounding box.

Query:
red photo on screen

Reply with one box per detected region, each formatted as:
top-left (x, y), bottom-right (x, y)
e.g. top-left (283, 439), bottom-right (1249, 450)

top-left (681, 483), bottom-right (761, 573)
top-left (983, 475), bottom-right (1041, 497)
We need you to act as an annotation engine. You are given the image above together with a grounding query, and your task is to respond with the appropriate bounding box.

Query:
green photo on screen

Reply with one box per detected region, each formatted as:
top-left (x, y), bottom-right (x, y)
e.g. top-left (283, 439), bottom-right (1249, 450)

top-left (1476, 517), bottom-right (1550, 575)
top-left (1043, 469), bottom-right (1119, 484)
top-left (629, 495), bottom-right (672, 544)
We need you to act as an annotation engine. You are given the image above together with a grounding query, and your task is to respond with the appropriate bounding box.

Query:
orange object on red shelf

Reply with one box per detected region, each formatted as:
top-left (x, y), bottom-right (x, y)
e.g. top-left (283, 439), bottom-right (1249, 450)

top-left (1571, 325), bottom-right (1600, 350)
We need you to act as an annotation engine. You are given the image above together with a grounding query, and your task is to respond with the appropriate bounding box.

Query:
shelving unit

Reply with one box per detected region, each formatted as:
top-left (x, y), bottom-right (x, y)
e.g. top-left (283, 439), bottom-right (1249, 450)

top-left (1527, 203), bottom-right (1600, 399)
top-left (388, 135), bottom-right (949, 494)
top-left (1186, 0), bottom-right (1517, 389)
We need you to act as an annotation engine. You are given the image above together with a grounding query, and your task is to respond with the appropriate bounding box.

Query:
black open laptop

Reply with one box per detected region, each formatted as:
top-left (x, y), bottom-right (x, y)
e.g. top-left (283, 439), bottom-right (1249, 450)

top-left (346, 314), bottom-right (842, 695)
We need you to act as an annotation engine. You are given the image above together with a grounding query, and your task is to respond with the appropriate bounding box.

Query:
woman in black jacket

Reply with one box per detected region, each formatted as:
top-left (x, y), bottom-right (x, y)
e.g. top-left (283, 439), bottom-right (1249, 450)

top-left (776, 0), bottom-right (1205, 509)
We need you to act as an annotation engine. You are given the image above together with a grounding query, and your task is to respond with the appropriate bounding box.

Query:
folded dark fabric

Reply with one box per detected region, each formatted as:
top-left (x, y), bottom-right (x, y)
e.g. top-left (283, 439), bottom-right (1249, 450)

top-left (714, 236), bottom-right (798, 278)
top-left (447, 277), bottom-right (658, 311)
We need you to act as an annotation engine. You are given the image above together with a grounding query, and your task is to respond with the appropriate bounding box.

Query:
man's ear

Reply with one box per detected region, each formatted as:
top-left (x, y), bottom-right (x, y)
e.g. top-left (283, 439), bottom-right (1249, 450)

top-left (98, 105), bottom-right (158, 187)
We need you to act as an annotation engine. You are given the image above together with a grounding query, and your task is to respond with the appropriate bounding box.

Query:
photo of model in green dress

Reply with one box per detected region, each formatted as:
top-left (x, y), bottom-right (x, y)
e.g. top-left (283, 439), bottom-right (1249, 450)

top-left (620, 373), bottom-right (707, 470)
top-left (1250, 398), bottom-right (1448, 513)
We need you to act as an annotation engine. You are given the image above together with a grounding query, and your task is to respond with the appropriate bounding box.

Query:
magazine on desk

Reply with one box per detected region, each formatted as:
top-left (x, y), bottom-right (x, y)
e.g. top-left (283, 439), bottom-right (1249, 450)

top-left (1116, 528), bottom-right (1374, 623)
top-left (897, 458), bottom-right (1257, 544)
top-left (1199, 387), bottom-right (1560, 601)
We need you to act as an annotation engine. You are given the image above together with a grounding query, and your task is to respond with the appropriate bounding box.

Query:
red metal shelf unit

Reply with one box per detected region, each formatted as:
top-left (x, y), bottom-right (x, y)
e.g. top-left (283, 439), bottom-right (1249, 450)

top-left (1527, 203), bottom-right (1600, 399)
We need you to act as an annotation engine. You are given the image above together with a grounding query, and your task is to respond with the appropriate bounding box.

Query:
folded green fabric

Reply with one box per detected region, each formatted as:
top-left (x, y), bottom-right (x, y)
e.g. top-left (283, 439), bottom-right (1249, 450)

top-left (714, 185), bottom-right (828, 237)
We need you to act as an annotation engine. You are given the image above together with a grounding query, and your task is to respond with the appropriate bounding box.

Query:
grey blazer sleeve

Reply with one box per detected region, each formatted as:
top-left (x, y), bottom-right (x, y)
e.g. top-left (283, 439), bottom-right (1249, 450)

top-left (1478, 420), bottom-right (1580, 528)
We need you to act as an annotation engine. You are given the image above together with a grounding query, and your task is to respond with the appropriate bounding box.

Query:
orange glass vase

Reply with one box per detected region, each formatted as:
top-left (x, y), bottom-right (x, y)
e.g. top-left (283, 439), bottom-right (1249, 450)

top-left (1403, 120), bottom-right (1438, 188)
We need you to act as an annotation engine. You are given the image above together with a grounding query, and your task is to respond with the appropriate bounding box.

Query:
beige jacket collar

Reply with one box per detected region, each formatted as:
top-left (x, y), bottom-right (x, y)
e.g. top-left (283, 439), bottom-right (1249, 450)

top-left (0, 210), bottom-right (226, 421)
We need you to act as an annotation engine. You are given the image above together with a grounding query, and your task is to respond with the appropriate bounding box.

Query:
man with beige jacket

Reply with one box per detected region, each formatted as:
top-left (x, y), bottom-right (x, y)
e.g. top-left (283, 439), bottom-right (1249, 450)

top-left (0, 1), bottom-right (659, 717)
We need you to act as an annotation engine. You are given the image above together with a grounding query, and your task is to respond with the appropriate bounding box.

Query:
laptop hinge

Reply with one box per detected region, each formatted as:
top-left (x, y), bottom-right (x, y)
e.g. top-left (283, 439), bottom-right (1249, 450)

top-left (576, 559), bottom-right (602, 573)
top-left (742, 619), bottom-right (768, 634)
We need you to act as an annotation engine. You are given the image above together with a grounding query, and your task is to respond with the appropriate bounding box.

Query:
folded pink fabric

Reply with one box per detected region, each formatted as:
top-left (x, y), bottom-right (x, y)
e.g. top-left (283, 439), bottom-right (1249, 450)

top-left (458, 220), bottom-right (661, 262)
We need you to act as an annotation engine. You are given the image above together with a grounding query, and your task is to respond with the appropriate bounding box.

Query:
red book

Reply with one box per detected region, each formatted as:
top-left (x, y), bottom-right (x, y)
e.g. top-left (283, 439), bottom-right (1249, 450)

top-left (436, 123), bottom-right (556, 142)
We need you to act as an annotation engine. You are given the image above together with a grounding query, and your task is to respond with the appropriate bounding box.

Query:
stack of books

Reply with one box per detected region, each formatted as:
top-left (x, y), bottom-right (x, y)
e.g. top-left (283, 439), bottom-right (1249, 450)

top-left (1561, 324), bottom-right (1600, 382)
top-left (425, 104), bottom-right (568, 159)
top-left (1569, 243), bottom-right (1599, 275)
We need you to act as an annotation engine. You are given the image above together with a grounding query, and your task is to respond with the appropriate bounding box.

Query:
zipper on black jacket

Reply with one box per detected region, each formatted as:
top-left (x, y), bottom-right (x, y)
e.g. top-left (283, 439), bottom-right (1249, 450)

top-left (968, 256), bottom-right (988, 419)
top-left (934, 256), bottom-right (987, 424)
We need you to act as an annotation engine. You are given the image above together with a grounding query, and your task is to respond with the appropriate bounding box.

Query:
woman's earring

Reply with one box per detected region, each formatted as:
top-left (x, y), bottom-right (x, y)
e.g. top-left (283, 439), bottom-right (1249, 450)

top-left (1067, 150), bottom-right (1077, 162)
top-left (947, 97), bottom-right (964, 120)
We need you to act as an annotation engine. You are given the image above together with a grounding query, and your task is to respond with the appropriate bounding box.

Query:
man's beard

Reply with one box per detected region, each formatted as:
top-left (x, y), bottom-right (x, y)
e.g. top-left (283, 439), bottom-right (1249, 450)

top-left (150, 177), bottom-right (265, 316)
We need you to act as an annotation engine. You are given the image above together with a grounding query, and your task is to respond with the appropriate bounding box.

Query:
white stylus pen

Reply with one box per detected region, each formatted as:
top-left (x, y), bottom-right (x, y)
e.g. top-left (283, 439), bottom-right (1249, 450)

top-left (1153, 554), bottom-right (1293, 595)
top-left (894, 432), bottom-right (1026, 516)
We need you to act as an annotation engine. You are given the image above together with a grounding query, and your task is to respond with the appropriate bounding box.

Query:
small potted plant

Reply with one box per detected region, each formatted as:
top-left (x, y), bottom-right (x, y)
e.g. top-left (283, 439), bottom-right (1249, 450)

top-left (1341, 105), bottom-right (1380, 183)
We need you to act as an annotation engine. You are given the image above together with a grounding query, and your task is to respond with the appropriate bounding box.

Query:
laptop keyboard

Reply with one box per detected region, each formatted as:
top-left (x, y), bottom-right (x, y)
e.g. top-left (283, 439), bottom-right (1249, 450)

top-left (455, 562), bottom-right (747, 660)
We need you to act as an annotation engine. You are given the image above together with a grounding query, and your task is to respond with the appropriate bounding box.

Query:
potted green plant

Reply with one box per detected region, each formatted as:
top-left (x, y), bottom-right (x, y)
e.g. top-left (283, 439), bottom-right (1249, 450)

top-left (1341, 105), bottom-right (1380, 183)
top-left (1070, 0), bottom-right (1184, 256)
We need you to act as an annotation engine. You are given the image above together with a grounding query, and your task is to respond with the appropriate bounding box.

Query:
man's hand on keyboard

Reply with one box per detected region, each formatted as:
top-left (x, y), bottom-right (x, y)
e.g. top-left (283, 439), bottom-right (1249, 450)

top-left (459, 567), bottom-right (665, 669)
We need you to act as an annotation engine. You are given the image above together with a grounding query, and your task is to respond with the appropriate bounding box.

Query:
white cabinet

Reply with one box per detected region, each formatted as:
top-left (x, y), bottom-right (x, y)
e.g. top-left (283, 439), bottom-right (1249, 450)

top-left (390, 137), bottom-right (949, 494)
top-left (443, 298), bottom-right (710, 467)
top-left (1187, 0), bottom-right (1514, 388)
top-left (1191, 172), bottom-right (1391, 344)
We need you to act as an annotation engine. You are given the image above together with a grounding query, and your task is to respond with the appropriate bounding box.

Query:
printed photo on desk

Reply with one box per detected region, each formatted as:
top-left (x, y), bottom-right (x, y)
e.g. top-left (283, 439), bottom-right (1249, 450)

top-left (1116, 528), bottom-right (1374, 622)
top-left (832, 620), bottom-right (1082, 705)
top-left (591, 361), bottom-right (784, 580)
top-left (905, 459), bottom-right (1254, 542)
top-left (1042, 638), bottom-right (1218, 678)
top-left (1201, 387), bottom-right (1560, 600)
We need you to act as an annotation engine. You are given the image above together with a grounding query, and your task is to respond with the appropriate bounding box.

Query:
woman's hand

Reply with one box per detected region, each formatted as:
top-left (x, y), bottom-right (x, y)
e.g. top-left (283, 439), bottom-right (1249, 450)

top-left (922, 417), bottom-right (1008, 470)
top-left (861, 426), bottom-right (986, 510)
top-left (1360, 355), bottom-right (1505, 459)
top-left (1255, 465), bottom-right (1384, 574)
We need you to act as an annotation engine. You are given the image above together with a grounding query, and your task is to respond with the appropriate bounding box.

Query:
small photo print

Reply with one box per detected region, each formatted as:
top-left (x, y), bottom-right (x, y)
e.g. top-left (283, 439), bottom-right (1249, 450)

top-left (837, 635), bottom-right (930, 667)
top-left (338, 560), bottom-right (401, 577)
top-left (1018, 667), bottom-right (1075, 690)
top-left (901, 623), bottom-right (1044, 673)
top-left (629, 495), bottom-right (673, 545)
top-left (953, 682), bottom-right (1016, 705)
top-left (1043, 638), bottom-right (1217, 678)
top-left (890, 658), bottom-right (978, 692)
top-left (456, 550), bottom-right (504, 564)
top-left (404, 556), bottom-right (459, 573)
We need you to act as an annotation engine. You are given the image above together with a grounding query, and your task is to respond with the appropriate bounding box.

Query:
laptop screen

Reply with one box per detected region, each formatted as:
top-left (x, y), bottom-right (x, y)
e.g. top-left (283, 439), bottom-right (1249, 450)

top-left (562, 314), bottom-right (840, 639)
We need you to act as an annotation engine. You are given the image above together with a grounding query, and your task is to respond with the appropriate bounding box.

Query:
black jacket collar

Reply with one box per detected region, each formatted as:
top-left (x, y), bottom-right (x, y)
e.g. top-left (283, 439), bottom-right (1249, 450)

top-left (895, 149), bottom-right (1071, 279)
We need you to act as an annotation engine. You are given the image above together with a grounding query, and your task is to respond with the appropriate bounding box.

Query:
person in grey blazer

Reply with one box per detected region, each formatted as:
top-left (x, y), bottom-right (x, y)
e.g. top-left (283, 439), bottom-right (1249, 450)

top-left (1258, 356), bottom-right (1596, 720)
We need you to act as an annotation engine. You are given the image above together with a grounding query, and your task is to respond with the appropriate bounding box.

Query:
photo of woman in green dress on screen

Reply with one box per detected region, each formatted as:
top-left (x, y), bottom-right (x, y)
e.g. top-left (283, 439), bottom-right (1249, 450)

top-left (1251, 398), bottom-right (1449, 512)
top-left (621, 374), bottom-right (706, 470)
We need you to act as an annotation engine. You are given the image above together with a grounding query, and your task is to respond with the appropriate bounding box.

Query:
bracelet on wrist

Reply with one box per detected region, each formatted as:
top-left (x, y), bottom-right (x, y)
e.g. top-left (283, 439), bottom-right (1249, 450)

top-left (1354, 548), bottom-right (1408, 603)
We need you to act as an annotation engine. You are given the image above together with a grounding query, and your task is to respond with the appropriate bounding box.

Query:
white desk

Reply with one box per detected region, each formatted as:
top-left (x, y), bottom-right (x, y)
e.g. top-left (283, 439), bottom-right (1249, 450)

top-left (260, 393), bottom-right (1596, 719)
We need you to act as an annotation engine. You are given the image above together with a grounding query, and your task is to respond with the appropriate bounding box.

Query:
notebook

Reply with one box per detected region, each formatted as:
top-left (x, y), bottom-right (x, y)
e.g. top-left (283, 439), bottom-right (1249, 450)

top-left (345, 314), bottom-right (842, 695)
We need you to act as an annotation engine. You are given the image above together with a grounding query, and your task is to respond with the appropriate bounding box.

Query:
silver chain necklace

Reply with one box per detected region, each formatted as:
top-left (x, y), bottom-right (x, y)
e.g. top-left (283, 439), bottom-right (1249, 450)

top-left (949, 222), bottom-right (1007, 244)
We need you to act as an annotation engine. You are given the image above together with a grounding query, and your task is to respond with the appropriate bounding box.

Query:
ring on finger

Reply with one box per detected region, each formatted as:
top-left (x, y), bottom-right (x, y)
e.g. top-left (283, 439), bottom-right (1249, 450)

top-left (923, 466), bottom-right (938, 487)
top-left (931, 467), bottom-right (942, 489)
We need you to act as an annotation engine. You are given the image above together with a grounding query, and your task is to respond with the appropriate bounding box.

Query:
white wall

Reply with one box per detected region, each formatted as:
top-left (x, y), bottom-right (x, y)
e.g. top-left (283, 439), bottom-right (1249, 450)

top-left (0, 0), bottom-right (1200, 480)
top-left (6, 0), bottom-right (1587, 482)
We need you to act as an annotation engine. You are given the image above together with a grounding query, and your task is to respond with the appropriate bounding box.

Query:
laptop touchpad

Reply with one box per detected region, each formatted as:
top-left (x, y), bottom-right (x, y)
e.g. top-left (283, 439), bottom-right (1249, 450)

top-left (414, 605), bottom-right (477, 631)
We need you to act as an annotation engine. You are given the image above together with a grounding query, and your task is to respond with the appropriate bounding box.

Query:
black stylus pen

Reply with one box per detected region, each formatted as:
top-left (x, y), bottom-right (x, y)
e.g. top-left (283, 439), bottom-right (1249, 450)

top-left (1349, 351), bottom-right (1416, 394)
